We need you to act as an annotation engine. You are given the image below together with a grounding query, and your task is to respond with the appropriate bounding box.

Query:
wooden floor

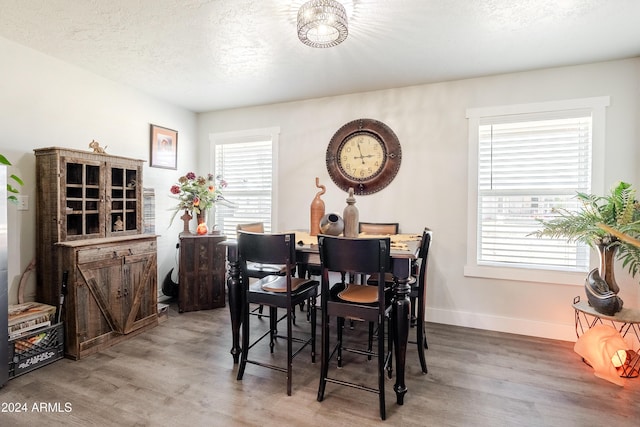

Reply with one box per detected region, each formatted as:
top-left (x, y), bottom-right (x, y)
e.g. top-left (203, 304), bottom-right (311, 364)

top-left (1, 301), bottom-right (639, 426)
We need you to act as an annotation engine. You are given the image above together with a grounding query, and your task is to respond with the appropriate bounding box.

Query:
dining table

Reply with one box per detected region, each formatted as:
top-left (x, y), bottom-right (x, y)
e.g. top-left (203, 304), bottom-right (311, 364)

top-left (221, 231), bottom-right (421, 405)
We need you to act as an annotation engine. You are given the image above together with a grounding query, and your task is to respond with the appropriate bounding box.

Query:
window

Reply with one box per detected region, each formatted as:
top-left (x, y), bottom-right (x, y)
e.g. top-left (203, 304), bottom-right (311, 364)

top-left (465, 97), bottom-right (609, 284)
top-left (210, 127), bottom-right (279, 237)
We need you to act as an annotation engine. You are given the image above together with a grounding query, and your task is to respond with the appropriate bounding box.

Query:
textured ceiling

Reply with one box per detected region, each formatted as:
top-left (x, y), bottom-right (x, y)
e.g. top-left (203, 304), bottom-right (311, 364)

top-left (1, 0), bottom-right (639, 113)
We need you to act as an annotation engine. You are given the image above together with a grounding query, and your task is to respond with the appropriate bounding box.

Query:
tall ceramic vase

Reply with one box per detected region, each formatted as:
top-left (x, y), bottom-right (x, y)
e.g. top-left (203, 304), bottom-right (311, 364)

top-left (597, 243), bottom-right (619, 294)
top-left (343, 187), bottom-right (359, 238)
top-left (310, 177), bottom-right (326, 236)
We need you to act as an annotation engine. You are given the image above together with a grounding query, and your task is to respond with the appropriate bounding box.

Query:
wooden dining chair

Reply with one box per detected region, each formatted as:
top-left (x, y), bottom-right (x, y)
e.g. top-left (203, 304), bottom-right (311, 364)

top-left (236, 231), bottom-right (319, 396)
top-left (236, 222), bottom-right (287, 319)
top-left (409, 228), bottom-right (432, 373)
top-left (317, 235), bottom-right (392, 420)
top-left (236, 222), bottom-right (287, 278)
top-left (367, 227), bottom-right (433, 373)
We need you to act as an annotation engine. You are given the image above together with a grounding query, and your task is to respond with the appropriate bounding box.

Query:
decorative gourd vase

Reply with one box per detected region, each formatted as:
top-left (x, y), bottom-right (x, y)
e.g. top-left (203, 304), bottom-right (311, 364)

top-left (310, 177), bottom-right (326, 236)
top-left (597, 243), bottom-right (619, 294)
top-left (180, 210), bottom-right (193, 235)
top-left (343, 187), bottom-right (359, 238)
top-left (196, 210), bottom-right (208, 235)
top-left (319, 213), bottom-right (344, 236)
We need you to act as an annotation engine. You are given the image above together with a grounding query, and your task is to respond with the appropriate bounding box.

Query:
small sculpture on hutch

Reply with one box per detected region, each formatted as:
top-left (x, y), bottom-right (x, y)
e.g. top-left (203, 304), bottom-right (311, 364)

top-left (89, 139), bottom-right (107, 153)
top-left (113, 215), bottom-right (124, 232)
top-left (180, 210), bottom-right (193, 235)
top-left (343, 187), bottom-right (359, 238)
top-left (310, 177), bottom-right (326, 236)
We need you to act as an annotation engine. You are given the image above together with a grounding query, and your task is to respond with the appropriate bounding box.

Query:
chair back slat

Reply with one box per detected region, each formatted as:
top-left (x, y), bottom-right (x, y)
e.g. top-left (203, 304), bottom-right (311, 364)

top-left (237, 231), bottom-right (295, 268)
top-left (318, 235), bottom-right (390, 275)
top-left (358, 222), bottom-right (399, 235)
top-left (237, 222), bottom-right (265, 233)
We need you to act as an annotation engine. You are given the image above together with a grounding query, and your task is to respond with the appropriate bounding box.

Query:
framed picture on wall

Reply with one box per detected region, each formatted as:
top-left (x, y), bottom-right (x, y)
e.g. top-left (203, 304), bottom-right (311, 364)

top-left (150, 124), bottom-right (178, 169)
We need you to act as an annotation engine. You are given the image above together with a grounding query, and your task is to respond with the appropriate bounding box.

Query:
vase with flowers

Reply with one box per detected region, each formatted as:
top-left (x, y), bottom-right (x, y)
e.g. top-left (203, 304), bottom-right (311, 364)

top-left (169, 171), bottom-right (227, 234)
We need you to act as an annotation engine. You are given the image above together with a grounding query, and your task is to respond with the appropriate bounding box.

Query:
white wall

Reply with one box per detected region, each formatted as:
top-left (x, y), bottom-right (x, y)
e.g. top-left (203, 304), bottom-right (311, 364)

top-left (3, 33), bottom-right (639, 342)
top-left (198, 58), bottom-right (640, 342)
top-left (0, 36), bottom-right (197, 303)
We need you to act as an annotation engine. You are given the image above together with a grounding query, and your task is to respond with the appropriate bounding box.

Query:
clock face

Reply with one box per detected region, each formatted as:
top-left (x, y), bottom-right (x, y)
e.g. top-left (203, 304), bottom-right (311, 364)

top-left (326, 118), bottom-right (401, 195)
top-left (338, 133), bottom-right (385, 181)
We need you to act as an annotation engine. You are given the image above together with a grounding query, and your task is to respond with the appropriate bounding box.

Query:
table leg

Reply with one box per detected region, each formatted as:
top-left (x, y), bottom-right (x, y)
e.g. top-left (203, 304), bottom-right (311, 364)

top-left (393, 259), bottom-right (411, 405)
top-left (225, 243), bottom-right (242, 363)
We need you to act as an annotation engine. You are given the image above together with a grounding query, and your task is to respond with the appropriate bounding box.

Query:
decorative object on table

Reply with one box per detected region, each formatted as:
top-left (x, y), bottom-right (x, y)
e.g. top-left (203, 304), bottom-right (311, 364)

top-left (88, 139), bottom-right (107, 153)
top-left (585, 268), bottom-right (623, 316)
top-left (319, 213), bottom-right (344, 236)
top-left (196, 219), bottom-right (208, 235)
top-left (343, 187), bottom-right (359, 238)
top-left (310, 177), bottom-right (326, 236)
top-left (169, 171), bottom-right (227, 232)
top-left (297, 0), bottom-right (348, 48)
top-left (326, 118), bottom-right (402, 195)
top-left (574, 324), bottom-right (632, 386)
top-left (150, 124), bottom-right (178, 169)
top-left (180, 210), bottom-right (192, 235)
top-left (533, 182), bottom-right (640, 303)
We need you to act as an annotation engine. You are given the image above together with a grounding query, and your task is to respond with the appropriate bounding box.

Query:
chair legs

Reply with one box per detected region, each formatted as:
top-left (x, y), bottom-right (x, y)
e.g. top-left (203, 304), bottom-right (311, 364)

top-left (317, 309), bottom-right (329, 402)
top-left (377, 321), bottom-right (386, 421)
top-left (410, 295), bottom-right (417, 327)
top-left (415, 291), bottom-right (428, 374)
top-left (317, 313), bottom-right (387, 420)
top-left (238, 297), bottom-right (317, 396)
top-left (336, 317), bottom-right (344, 368)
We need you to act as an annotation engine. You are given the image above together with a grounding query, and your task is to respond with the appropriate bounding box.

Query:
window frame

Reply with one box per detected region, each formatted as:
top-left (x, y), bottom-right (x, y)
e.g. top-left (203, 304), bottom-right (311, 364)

top-left (465, 97), bottom-right (609, 285)
top-left (208, 127), bottom-right (280, 236)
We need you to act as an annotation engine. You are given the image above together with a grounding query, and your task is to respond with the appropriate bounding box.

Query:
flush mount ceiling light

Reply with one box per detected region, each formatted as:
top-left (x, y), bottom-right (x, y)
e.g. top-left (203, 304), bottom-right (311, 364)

top-left (297, 0), bottom-right (348, 48)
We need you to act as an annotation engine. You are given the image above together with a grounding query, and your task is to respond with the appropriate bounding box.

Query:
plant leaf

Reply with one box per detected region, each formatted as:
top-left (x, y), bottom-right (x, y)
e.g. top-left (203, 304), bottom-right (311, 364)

top-left (10, 174), bottom-right (24, 186)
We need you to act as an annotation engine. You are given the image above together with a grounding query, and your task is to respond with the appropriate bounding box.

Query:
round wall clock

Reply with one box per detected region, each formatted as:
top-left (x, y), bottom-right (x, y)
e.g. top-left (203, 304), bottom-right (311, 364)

top-left (326, 118), bottom-right (402, 195)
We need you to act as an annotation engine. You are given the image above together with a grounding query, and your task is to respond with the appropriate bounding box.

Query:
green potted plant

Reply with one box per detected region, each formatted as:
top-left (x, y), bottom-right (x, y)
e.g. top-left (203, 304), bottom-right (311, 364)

top-left (0, 154), bottom-right (23, 203)
top-left (533, 181), bottom-right (640, 291)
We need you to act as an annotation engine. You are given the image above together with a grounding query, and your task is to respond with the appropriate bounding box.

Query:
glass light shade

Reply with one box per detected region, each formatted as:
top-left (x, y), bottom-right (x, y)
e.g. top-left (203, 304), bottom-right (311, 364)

top-left (297, 0), bottom-right (348, 48)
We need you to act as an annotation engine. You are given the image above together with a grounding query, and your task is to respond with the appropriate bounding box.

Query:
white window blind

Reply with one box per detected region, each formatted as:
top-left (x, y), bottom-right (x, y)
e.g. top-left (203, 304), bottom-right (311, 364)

top-left (477, 110), bottom-right (592, 271)
top-left (213, 140), bottom-right (273, 237)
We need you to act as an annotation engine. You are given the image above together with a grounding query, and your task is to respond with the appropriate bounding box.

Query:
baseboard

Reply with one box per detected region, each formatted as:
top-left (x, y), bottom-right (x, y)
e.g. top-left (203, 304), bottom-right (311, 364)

top-left (426, 307), bottom-right (576, 342)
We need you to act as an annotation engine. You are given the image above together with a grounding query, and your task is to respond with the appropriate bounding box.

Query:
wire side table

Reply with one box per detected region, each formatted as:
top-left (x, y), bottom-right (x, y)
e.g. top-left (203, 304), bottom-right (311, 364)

top-left (573, 296), bottom-right (640, 378)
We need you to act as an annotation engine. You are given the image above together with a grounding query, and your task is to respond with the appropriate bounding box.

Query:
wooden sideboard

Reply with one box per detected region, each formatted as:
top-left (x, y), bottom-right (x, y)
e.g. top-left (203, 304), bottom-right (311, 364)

top-left (178, 234), bottom-right (227, 313)
top-left (56, 235), bottom-right (158, 360)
